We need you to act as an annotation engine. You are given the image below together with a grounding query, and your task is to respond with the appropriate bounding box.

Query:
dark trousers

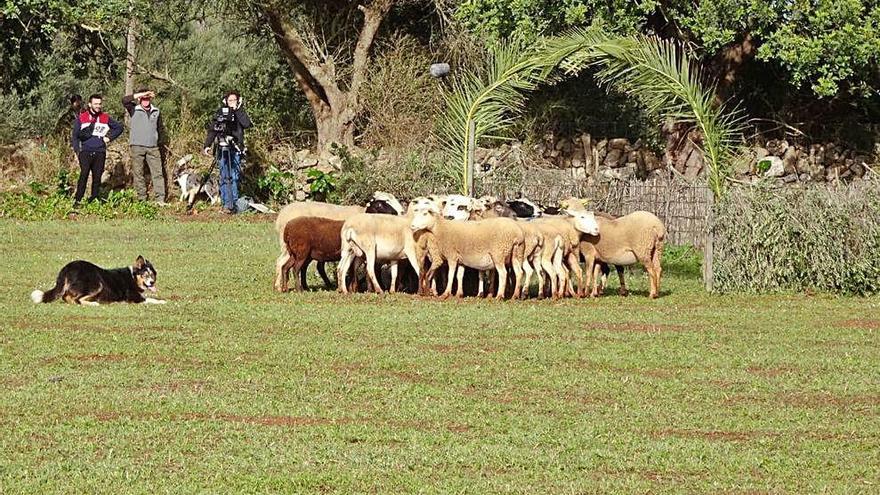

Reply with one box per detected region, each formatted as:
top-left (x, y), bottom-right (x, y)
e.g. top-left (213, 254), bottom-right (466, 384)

top-left (74, 151), bottom-right (106, 202)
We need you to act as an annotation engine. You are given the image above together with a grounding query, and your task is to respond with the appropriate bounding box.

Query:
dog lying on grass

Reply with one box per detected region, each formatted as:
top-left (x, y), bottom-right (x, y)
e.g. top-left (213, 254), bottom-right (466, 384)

top-left (31, 256), bottom-right (166, 305)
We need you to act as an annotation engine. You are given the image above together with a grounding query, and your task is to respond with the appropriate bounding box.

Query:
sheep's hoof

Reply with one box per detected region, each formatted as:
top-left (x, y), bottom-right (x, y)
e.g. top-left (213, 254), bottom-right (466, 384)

top-left (649, 292), bottom-right (658, 299)
top-left (439, 293), bottom-right (451, 300)
top-left (619, 288), bottom-right (629, 297)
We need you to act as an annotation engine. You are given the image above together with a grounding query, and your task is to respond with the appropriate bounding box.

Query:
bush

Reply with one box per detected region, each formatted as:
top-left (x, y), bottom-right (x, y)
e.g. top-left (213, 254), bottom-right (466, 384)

top-left (333, 145), bottom-right (459, 205)
top-left (0, 188), bottom-right (159, 220)
top-left (710, 181), bottom-right (880, 295)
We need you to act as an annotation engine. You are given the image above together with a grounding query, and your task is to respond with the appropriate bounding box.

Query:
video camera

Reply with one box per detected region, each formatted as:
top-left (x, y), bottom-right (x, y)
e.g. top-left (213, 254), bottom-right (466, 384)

top-left (212, 106), bottom-right (237, 135)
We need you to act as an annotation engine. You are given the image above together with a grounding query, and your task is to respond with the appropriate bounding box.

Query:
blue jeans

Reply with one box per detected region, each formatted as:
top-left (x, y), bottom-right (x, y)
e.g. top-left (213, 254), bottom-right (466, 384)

top-left (218, 146), bottom-right (240, 211)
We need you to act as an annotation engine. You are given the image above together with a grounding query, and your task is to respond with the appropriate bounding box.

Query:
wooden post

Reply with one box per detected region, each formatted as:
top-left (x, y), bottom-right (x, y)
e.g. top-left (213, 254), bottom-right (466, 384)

top-left (467, 119), bottom-right (476, 196)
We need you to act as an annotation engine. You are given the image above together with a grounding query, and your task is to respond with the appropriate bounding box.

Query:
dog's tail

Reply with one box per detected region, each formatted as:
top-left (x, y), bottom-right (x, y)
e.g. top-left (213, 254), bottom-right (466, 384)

top-left (32, 276), bottom-right (63, 304)
top-left (31, 286), bottom-right (60, 303)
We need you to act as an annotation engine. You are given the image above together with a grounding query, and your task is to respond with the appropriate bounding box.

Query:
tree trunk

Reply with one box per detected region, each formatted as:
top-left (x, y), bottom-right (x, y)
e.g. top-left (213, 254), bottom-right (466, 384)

top-left (124, 9), bottom-right (136, 124)
top-left (261, 2), bottom-right (389, 155)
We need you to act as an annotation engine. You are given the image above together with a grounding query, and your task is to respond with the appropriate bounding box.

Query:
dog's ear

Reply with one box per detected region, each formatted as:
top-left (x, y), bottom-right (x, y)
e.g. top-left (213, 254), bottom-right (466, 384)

top-left (134, 255), bottom-right (145, 269)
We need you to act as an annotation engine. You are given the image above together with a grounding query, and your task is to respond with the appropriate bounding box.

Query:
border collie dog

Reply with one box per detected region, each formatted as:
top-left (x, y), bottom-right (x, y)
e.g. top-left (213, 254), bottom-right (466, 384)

top-left (31, 256), bottom-right (166, 306)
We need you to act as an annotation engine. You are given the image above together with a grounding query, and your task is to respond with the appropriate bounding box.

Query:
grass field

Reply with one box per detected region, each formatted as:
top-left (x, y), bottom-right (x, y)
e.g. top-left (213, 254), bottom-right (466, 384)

top-left (0, 217), bottom-right (878, 493)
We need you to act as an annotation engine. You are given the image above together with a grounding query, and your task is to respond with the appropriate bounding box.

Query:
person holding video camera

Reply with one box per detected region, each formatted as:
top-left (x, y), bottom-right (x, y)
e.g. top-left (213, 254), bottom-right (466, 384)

top-left (203, 91), bottom-right (251, 214)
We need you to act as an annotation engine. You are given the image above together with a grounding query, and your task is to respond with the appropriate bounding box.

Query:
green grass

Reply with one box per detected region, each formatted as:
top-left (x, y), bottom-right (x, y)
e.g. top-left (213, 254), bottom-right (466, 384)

top-left (0, 219), bottom-right (878, 493)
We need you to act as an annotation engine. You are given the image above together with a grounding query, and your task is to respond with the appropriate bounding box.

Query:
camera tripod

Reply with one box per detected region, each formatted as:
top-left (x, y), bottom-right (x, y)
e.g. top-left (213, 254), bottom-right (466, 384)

top-left (186, 137), bottom-right (243, 213)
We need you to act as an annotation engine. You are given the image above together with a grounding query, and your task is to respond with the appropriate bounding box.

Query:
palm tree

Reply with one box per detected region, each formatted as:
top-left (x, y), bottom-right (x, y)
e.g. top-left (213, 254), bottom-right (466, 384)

top-left (434, 43), bottom-right (551, 194)
top-left (435, 30), bottom-right (745, 199)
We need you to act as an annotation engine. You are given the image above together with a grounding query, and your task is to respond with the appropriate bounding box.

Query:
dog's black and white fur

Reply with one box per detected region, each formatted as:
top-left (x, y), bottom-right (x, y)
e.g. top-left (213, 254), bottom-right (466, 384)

top-left (176, 170), bottom-right (220, 206)
top-left (31, 256), bottom-right (166, 306)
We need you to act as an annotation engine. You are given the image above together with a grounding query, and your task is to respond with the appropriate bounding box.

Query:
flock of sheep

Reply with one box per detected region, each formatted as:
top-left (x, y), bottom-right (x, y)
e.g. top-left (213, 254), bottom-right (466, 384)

top-left (272, 192), bottom-right (666, 299)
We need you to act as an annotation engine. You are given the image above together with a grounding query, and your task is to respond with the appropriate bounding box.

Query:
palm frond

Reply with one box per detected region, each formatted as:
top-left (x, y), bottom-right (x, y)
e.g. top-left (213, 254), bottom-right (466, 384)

top-left (436, 29), bottom-right (747, 198)
top-left (541, 29), bottom-right (747, 198)
top-left (435, 42), bottom-right (550, 194)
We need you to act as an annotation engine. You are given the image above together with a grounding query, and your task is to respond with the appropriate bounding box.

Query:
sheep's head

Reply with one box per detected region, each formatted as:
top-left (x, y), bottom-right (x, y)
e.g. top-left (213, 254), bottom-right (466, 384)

top-left (507, 198), bottom-right (542, 218)
top-left (372, 191), bottom-right (405, 215)
top-left (442, 194), bottom-right (473, 221)
top-left (410, 203), bottom-right (440, 232)
top-left (566, 210), bottom-right (600, 236)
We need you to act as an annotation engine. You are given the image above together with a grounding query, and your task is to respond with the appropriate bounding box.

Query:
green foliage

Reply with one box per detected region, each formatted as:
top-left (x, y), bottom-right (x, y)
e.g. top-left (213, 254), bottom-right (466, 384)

top-left (543, 30), bottom-right (746, 198)
top-left (438, 31), bottom-right (745, 198)
top-left (305, 168), bottom-right (338, 203)
top-left (711, 182), bottom-right (880, 295)
top-left (255, 165), bottom-right (297, 204)
top-left (333, 145), bottom-right (459, 205)
top-left (455, 0), bottom-right (880, 100)
top-left (435, 42), bottom-right (553, 193)
top-left (0, 189), bottom-right (159, 220)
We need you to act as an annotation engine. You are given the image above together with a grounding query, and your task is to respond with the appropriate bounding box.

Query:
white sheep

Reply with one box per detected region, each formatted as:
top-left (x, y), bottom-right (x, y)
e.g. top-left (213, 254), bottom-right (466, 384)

top-left (410, 203), bottom-right (525, 300)
top-left (336, 213), bottom-right (422, 294)
top-left (580, 211), bottom-right (666, 298)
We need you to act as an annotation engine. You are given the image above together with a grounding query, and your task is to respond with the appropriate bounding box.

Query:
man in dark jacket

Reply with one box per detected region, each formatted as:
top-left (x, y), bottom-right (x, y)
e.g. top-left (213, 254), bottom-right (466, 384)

top-left (202, 90), bottom-right (251, 214)
top-left (71, 94), bottom-right (123, 204)
top-left (122, 88), bottom-right (166, 203)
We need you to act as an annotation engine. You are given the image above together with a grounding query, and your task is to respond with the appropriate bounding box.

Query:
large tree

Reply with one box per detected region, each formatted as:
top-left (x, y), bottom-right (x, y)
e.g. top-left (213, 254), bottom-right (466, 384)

top-left (256, 0), bottom-right (417, 154)
top-left (454, 0), bottom-right (880, 122)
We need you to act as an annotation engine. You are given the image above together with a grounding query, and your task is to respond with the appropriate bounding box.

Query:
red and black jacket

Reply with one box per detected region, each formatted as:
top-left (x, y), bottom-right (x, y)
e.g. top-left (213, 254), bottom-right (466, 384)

top-left (71, 110), bottom-right (123, 153)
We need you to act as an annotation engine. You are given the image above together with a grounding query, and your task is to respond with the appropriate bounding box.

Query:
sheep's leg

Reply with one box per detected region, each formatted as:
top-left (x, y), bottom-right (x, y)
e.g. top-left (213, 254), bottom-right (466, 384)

top-left (316, 262), bottom-right (333, 290)
top-left (616, 266), bottom-right (628, 296)
top-left (650, 241), bottom-right (664, 299)
top-left (509, 247), bottom-right (523, 300)
top-left (293, 257), bottom-right (309, 291)
top-left (552, 249), bottom-right (566, 299)
top-left (566, 252), bottom-right (583, 298)
top-left (337, 247), bottom-right (354, 294)
top-left (389, 261), bottom-right (399, 294)
top-left (440, 260), bottom-right (458, 300)
top-left (581, 252), bottom-right (595, 297)
top-left (540, 255), bottom-right (556, 300)
top-left (494, 263), bottom-right (508, 300)
top-left (274, 251), bottom-right (291, 292)
top-left (279, 253), bottom-right (298, 292)
top-left (364, 244), bottom-right (383, 295)
top-left (455, 266), bottom-right (466, 298)
top-left (521, 258), bottom-right (534, 299)
top-left (476, 271), bottom-right (484, 298)
top-left (298, 259), bottom-right (310, 291)
top-left (402, 244), bottom-right (422, 292)
top-left (349, 257), bottom-right (362, 293)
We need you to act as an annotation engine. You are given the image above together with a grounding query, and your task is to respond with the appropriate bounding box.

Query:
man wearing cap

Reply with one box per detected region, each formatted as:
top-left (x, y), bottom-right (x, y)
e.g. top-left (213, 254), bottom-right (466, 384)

top-left (122, 88), bottom-right (166, 204)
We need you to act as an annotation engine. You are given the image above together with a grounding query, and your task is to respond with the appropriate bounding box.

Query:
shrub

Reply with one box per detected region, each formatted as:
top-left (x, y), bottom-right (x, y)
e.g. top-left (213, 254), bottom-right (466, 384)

top-left (710, 181), bottom-right (880, 295)
top-left (0, 188), bottom-right (159, 220)
top-left (333, 145), bottom-right (459, 205)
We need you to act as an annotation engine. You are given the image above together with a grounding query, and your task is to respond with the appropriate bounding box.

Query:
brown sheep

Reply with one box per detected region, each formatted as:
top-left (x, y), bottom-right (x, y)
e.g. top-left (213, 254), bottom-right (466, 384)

top-left (410, 204), bottom-right (525, 300)
top-left (277, 217), bottom-right (348, 292)
top-left (579, 211), bottom-right (666, 298)
top-left (274, 201), bottom-right (365, 289)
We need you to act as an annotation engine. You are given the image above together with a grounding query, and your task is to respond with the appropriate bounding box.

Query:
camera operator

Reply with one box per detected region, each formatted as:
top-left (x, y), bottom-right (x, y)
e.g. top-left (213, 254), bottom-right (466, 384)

top-left (202, 91), bottom-right (251, 214)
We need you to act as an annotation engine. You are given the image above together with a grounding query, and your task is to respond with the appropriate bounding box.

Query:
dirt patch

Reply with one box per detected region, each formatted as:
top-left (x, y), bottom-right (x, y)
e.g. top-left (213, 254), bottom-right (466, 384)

top-left (150, 380), bottom-right (210, 394)
top-left (425, 343), bottom-right (498, 354)
top-left (171, 211), bottom-right (273, 224)
top-left (778, 392), bottom-right (880, 409)
top-left (384, 370), bottom-right (434, 385)
top-left (745, 365), bottom-right (800, 378)
top-left (837, 319), bottom-right (880, 330)
top-left (601, 322), bottom-right (689, 333)
top-left (332, 362), bottom-right (367, 373)
top-left (578, 360), bottom-right (681, 379)
top-left (653, 428), bottom-right (779, 442)
top-left (69, 353), bottom-right (128, 363)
